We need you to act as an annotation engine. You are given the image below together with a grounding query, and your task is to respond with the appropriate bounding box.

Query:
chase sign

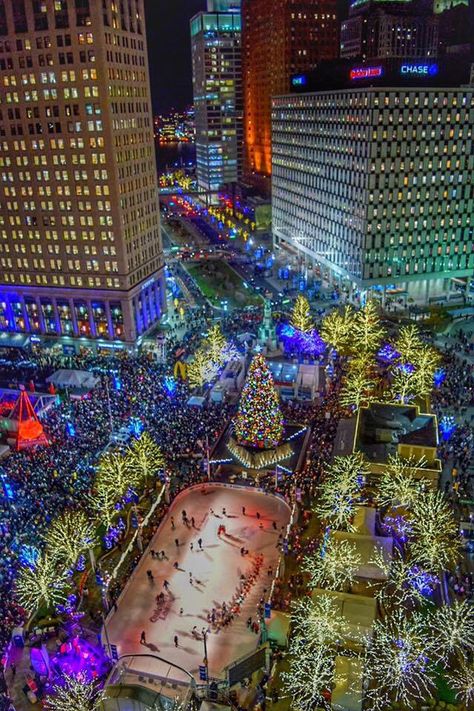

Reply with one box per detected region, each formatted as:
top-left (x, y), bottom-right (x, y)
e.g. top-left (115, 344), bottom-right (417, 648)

top-left (400, 63), bottom-right (438, 76)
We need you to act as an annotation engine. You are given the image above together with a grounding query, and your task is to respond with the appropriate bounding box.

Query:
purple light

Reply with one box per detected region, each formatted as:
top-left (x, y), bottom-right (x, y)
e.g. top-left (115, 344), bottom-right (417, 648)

top-left (377, 343), bottom-right (401, 363)
top-left (278, 323), bottom-right (326, 358)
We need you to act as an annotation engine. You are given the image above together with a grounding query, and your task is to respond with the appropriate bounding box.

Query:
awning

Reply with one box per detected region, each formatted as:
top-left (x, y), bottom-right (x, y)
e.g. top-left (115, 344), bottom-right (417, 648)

top-left (46, 369), bottom-right (99, 390)
top-left (0, 333), bottom-right (29, 349)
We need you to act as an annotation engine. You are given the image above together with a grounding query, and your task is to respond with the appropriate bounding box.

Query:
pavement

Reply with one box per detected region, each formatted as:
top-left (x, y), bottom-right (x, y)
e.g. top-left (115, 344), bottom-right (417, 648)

top-left (105, 485), bottom-right (291, 681)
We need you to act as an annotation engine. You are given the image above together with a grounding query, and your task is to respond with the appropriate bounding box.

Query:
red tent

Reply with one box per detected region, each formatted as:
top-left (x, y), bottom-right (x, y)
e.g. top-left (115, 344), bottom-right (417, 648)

top-left (9, 387), bottom-right (49, 451)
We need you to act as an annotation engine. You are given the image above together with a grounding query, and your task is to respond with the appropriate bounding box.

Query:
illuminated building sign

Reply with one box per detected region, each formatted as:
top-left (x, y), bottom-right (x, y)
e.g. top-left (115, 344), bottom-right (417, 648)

top-left (400, 63), bottom-right (438, 76)
top-left (350, 66), bottom-right (383, 80)
top-left (292, 75), bottom-right (307, 87)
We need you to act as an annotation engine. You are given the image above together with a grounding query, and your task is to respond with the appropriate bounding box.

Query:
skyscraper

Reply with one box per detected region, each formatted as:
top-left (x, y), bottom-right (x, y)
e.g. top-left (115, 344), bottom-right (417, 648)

top-left (272, 60), bottom-right (474, 303)
top-left (191, 1), bottom-right (242, 195)
top-left (0, 0), bottom-right (165, 349)
top-left (340, 0), bottom-right (439, 61)
top-left (242, 0), bottom-right (339, 191)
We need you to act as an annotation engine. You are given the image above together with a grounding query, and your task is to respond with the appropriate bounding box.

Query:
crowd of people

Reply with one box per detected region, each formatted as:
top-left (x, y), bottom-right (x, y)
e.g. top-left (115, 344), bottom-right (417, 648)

top-left (0, 292), bottom-right (472, 708)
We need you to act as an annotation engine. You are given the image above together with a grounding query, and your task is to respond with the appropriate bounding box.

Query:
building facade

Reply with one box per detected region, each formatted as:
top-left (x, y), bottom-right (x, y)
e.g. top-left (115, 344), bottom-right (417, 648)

top-left (341, 6), bottom-right (439, 60)
top-left (0, 0), bottom-right (165, 349)
top-left (242, 0), bottom-right (339, 189)
top-left (272, 69), bottom-right (473, 300)
top-left (191, 2), bottom-right (242, 194)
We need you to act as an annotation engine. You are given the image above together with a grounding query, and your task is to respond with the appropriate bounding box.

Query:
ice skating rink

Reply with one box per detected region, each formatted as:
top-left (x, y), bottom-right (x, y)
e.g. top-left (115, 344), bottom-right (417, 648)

top-left (106, 484), bottom-right (291, 680)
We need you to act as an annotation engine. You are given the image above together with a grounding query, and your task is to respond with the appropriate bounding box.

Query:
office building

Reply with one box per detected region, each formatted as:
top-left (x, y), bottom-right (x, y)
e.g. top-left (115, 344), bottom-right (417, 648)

top-left (272, 60), bottom-right (474, 303)
top-left (191, 1), bottom-right (242, 194)
top-left (340, 0), bottom-right (439, 60)
top-left (0, 0), bottom-right (165, 350)
top-left (242, 0), bottom-right (339, 190)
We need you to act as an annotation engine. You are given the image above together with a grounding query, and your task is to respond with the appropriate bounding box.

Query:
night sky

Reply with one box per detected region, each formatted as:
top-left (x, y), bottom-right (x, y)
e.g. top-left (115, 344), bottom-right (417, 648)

top-left (145, 0), bottom-right (206, 114)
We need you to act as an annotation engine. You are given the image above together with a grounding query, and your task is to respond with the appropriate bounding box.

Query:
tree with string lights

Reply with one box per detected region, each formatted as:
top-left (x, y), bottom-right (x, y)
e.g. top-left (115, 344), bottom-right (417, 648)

top-left (352, 300), bottom-right (385, 354)
top-left (409, 491), bottom-right (462, 573)
top-left (315, 453), bottom-right (369, 531)
top-left (45, 510), bottom-right (96, 568)
top-left (428, 599), bottom-right (474, 663)
top-left (290, 294), bottom-right (314, 333)
top-left (187, 346), bottom-right (219, 389)
top-left (282, 638), bottom-right (335, 711)
top-left (15, 553), bottom-right (69, 613)
top-left (291, 594), bottom-right (349, 648)
top-left (234, 353), bottom-right (283, 449)
top-left (90, 463), bottom-right (125, 530)
top-left (449, 660), bottom-right (474, 706)
top-left (320, 305), bottom-right (355, 355)
top-left (363, 609), bottom-right (436, 711)
top-left (97, 450), bottom-right (136, 495)
top-left (375, 454), bottom-right (426, 511)
top-left (389, 362), bottom-right (419, 404)
top-left (44, 674), bottom-right (102, 711)
top-left (128, 430), bottom-right (165, 487)
top-left (304, 537), bottom-right (361, 592)
top-left (205, 323), bottom-right (238, 367)
top-left (340, 362), bottom-right (376, 410)
top-left (370, 546), bottom-right (436, 606)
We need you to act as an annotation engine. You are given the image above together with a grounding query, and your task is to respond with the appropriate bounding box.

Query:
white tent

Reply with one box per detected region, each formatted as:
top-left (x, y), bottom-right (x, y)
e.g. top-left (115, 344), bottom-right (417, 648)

top-left (46, 369), bottom-right (99, 391)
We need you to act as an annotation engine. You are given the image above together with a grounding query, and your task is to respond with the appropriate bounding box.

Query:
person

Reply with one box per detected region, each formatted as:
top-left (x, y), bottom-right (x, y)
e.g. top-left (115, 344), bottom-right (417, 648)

top-left (256, 511), bottom-right (261, 520)
top-left (140, 630), bottom-right (146, 644)
top-left (146, 570), bottom-right (154, 582)
top-left (163, 580), bottom-right (170, 590)
top-left (179, 607), bottom-right (184, 615)
top-left (222, 507), bottom-right (226, 516)
top-left (174, 635), bottom-right (179, 647)
top-left (272, 521), bottom-right (277, 530)
top-left (173, 561), bottom-right (179, 569)
top-left (189, 572), bottom-right (193, 585)
top-left (192, 625), bottom-right (198, 638)
top-left (191, 516), bottom-right (195, 528)
top-left (242, 506), bottom-right (246, 516)
top-left (175, 538), bottom-right (179, 547)
top-left (170, 516), bottom-right (175, 530)
top-left (190, 542), bottom-right (194, 552)
top-left (198, 538), bottom-right (203, 549)
top-left (150, 549), bottom-right (156, 559)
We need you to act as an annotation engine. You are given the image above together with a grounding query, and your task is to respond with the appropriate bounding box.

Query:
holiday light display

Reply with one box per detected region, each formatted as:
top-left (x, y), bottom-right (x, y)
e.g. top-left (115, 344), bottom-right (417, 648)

top-left (206, 323), bottom-right (238, 367)
top-left (315, 453), bottom-right (369, 531)
top-left (304, 537), bottom-right (361, 592)
top-left (279, 323), bottom-right (326, 358)
top-left (370, 547), bottom-right (436, 605)
top-left (44, 673), bottom-right (101, 711)
top-left (352, 300), bottom-right (385, 354)
top-left (339, 363), bottom-right (376, 410)
top-left (97, 450), bottom-right (136, 495)
top-left (282, 638), bottom-right (335, 711)
top-left (449, 660), bottom-right (474, 706)
top-left (90, 464), bottom-right (124, 530)
top-left (389, 363), bottom-right (419, 404)
top-left (395, 324), bottom-right (425, 364)
top-left (16, 553), bottom-right (69, 613)
top-left (234, 354), bottom-right (283, 449)
top-left (187, 346), bottom-right (219, 389)
top-left (363, 609), bottom-right (435, 710)
top-left (410, 491), bottom-right (462, 573)
top-left (45, 510), bottom-right (96, 568)
top-left (128, 430), bottom-right (165, 486)
top-left (290, 294), bottom-right (314, 333)
top-left (291, 594), bottom-right (349, 647)
top-left (375, 454), bottom-right (426, 510)
top-left (320, 305), bottom-right (355, 355)
top-left (429, 599), bottom-right (474, 662)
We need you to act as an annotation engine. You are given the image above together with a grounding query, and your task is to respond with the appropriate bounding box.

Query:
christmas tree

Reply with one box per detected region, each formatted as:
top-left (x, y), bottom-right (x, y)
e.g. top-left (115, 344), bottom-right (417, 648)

top-left (290, 295), bottom-right (313, 333)
top-left (234, 354), bottom-right (283, 449)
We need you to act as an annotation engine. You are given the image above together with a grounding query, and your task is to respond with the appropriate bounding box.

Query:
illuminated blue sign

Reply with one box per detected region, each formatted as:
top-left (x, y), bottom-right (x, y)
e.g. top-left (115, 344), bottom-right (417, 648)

top-left (400, 63), bottom-right (438, 76)
top-left (292, 74), bottom-right (307, 87)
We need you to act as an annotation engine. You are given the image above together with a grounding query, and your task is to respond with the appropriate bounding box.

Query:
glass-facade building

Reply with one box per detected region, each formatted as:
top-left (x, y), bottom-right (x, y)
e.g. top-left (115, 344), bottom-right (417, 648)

top-left (191, 3), bottom-right (242, 194)
top-left (272, 84), bottom-right (474, 299)
top-left (0, 0), bottom-right (165, 349)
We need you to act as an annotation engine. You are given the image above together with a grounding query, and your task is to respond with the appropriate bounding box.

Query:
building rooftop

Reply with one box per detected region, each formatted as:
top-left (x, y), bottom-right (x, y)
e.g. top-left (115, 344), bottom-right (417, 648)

top-left (355, 402), bottom-right (438, 464)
